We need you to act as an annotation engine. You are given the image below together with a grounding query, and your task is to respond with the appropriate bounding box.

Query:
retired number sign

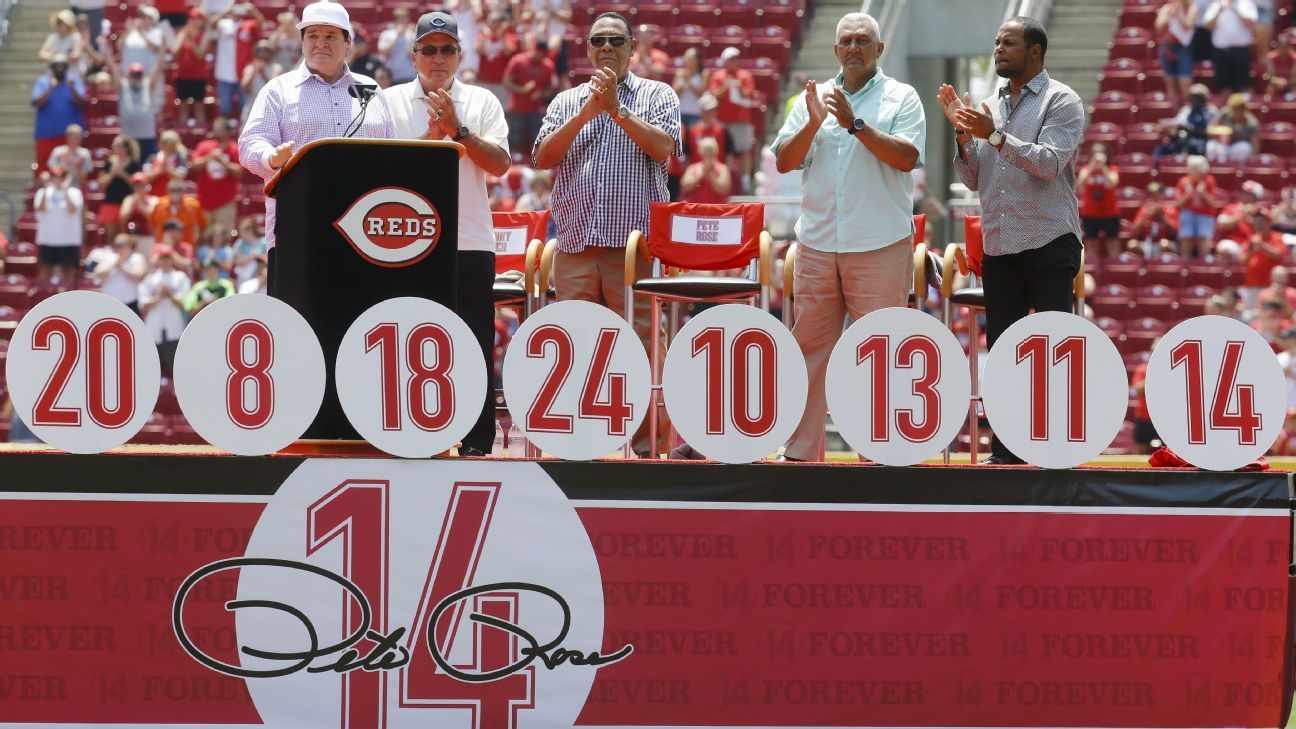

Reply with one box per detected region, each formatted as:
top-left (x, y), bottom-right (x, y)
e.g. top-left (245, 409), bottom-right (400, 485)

top-left (981, 311), bottom-right (1129, 469)
top-left (5, 290), bottom-right (160, 453)
top-left (503, 300), bottom-right (651, 459)
top-left (825, 307), bottom-right (971, 465)
top-left (1144, 315), bottom-right (1285, 470)
top-left (661, 304), bottom-right (807, 463)
top-left (172, 295), bottom-right (326, 455)
top-left (335, 297), bottom-right (486, 458)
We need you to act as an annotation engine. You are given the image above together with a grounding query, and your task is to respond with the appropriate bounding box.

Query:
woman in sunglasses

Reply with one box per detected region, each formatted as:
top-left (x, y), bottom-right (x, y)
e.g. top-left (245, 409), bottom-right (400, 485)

top-left (533, 10), bottom-right (681, 458)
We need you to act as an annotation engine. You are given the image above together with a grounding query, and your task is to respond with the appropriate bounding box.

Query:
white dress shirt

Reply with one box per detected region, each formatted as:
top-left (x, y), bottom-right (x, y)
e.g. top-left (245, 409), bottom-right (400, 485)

top-left (384, 77), bottom-right (509, 253)
top-left (238, 63), bottom-right (396, 249)
top-left (138, 269), bottom-right (191, 344)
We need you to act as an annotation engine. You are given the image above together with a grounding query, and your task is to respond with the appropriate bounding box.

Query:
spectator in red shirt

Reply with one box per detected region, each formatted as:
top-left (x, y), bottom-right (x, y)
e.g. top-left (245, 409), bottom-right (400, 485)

top-left (1217, 179), bottom-right (1264, 242)
top-left (475, 13), bottom-right (517, 102)
top-left (1242, 209), bottom-right (1287, 311)
top-left (504, 34), bottom-right (557, 156)
top-left (1265, 27), bottom-right (1296, 98)
top-left (1126, 182), bottom-right (1178, 257)
top-left (1077, 144), bottom-right (1121, 260)
top-left (171, 9), bottom-right (211, 126)
top-left (680, 136), bottom-right (731, 203)
top-left (191, 118), bottom-right (241, 244)
top-left (1258, 265), bottom-right (1296, 315)
top-left (686, 93), bottom-right (733, 166)
top-left (708, 46), bottom-right (756, 193)
top-left (629, 24), bottom-right (670, 82)
top-left (1174, 154), bottom-right (1220, 259)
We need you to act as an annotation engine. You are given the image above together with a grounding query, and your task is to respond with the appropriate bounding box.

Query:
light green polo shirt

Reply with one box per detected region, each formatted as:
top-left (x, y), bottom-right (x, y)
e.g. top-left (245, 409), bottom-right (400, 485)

top-left (773, 69), bottom-right (926, 254)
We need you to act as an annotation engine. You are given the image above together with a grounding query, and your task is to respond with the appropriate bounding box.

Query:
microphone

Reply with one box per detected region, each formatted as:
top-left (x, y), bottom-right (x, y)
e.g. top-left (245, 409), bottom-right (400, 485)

top-left (344, 83), bottom-right (380, 138)
top-left (349, 83), bottom-right (378, 101)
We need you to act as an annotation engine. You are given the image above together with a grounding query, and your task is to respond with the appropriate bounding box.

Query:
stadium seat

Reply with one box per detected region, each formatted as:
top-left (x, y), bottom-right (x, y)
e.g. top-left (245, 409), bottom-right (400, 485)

top-left (1119, 0), bottom-right (1160, 29)
top-left (1134, 91), bottom-right (1177, 122)
top-left (708, 24), bottom-right (748, 48)
top-left (1242, 154), bottom-right (1288, 191)
top-left (1184, 256), bottom-right (1232, 288)
top-left (1091, 90), bottom-right (1134, 126)
top-left (0, 306), bottom-right (21, 342)
top-left (1102, 252), bottom-right (1144, 289)
top-left (1264, 97), bottom-right (1296, 125)
top-left (5, 242), bottom-right (37, 279)
top-left (1179, 284), bottom-right (1217, 311)
top-left (666, 24), bottom-right (708, 58)
top-left (1210, 162), bottom-right (1240, 190)
top-left (1091, 283), bottom-right (1136, 320)
top-left (1099, 58), bottom-right (1145, 95)
top-left (1123, 317), bottom-right (1166, 351)
top-left (1135, 283), bottom-right (1181, 321)
top-left (1122, 122), bottom-right (1164, 155)
top-left (1115, 185), bottom-right (1147, 219)
top-left (1114, 152), bottom-right (1155, 190)
top-left (747, 25), bottom-right (791, 67)
top-left (635, 2), bottom-right (677, 28)
top-left (1142, 252), bottom-right (1187, 288)
top-left (625, 201), bottom-right (771, 455)
top-left (0, 274), bottom-right (31, 311)
top-left (719, 0), bottom-right (763, 28)
top-left (1109, 27), bottom-right (1155, 63)
top-left (758, 0), bottom-right (804, 39)
top-left (676, 0), bottom-right (722, 27)
top-left (1260, 122), bottom-right (1296, 158)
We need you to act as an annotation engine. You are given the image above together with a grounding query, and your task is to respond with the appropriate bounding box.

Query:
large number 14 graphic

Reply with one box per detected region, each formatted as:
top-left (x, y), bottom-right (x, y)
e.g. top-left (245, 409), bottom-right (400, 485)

top-left (307, 481), bottom-right (534, 729)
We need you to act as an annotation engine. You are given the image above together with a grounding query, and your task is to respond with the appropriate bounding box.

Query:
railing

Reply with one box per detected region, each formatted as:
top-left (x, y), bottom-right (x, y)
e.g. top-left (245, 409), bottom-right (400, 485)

top-left (0, 0), bottom-right (18, 50)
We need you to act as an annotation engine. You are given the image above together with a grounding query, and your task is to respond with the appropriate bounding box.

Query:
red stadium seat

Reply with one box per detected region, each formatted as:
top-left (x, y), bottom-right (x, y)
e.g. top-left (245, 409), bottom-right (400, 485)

top-left (666, 24), bottom-right (709, 59)
top-left (1115, 185), bottom-right (1147, 219)
top-left (719, 0), bottom-right (763, 28)
top-left (635, 3), bottom-right (677, 28)
top-left (1099, 58), bottom-right (1145, 95)
top-left (709, 24), bottom-right (748, 50)
top-left (1264, 97), bottom-right (1296, 125)
top-left (1185, 256), bottom-right (1235, 288)
top-left (1135, 283), bottom-right (1182, 321)
top-left (1091, 283), bottom-right (1136, 320)
top-left (1134, 91), bottom-right (1177, 122)
top-left (677, 0), bottom-right (721, 27)
top-left (1142, 252), bottom-right (1187, 288)
top-left (1179, 284), bottom-right (1218, 311)
top-left (758, 0), bottom-right (804, 39)
top-left (130, 413), bottom-right (171, 445)
top-left (1210, 162), bottom-right (1240, 190)
top-left (1109, 27), bottom-right (1156, 63)
top-left (747, 25), bottom-right (791, 67)
top-left (0, 274), bottom-right (31, 310)
top-left (1260, 122), bottom-right (1296, 159)
top-left (1083, 121), bottom-right (1124, 155)
top-left (1123, 122), bottom-right (1164, 155)
top-left (1159, 154), bottom-right (1190, 178)
top-left (1123, 317), bottom-right (1167, 350)
top-left (5, 242), bottom-right (37, 279)
top-left (1119, 0), bottom-right (1160, 29)
top-left (1114, 152), bottom-right (1155, 190)
top-left (1101, 252), bottom-right (1145, 289)
top-left (1242, 154), bottom-right (1288, 191)
top-left (0, 306), bottom-right (21, 341)
top-left (1091, 90), bottom-right (1134, 126)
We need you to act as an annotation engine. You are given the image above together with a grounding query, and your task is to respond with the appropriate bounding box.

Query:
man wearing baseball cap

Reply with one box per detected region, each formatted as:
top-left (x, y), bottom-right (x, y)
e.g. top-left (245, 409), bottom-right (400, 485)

top-left (238, 0), bottom-right (395, 252)
top-left (384, 10), bottom-right (510, 457)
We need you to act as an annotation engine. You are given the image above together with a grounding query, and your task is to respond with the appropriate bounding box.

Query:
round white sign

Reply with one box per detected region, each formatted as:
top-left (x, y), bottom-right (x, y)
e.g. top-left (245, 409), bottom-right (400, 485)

top-left (661, 304), bottom-right (807, 464)
top-left (1144, 315), bottom-right (1286, 470)
top-left (825, 307), bottom-right (972, 466)
top-left (981, 311), bottom-right (1128, 469)
top-left (5, 290), bottom-right (160, 453)
top-left (502, 300), bottom-right (651, 460)
top-left (335, 297), bottom-right (486, 458)
top-left (172, 295), bottom-right (326, 455)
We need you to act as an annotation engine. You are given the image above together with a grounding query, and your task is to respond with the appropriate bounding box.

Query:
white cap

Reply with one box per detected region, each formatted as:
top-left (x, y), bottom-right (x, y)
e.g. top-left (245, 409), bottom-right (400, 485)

top-left (296, 1), bottom-right (352, 36)
top-left (720, 46), bottom-right (741, 61)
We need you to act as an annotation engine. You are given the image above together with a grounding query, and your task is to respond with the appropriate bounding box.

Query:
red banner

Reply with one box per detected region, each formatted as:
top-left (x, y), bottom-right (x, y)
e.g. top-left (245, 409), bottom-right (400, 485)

top-left (0, 457), bottom-right (1290, 728)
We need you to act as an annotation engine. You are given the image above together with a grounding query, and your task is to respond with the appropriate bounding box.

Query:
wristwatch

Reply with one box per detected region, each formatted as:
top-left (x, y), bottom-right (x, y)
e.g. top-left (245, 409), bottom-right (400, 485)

top-left (452, 125), bottom-right (471, 141)
top-left (614, 104), bottom-right (631, 123)
top-left (851, 117), bottom-right (866, 135)
top-left (987, 128), bottom-right (1005, 147)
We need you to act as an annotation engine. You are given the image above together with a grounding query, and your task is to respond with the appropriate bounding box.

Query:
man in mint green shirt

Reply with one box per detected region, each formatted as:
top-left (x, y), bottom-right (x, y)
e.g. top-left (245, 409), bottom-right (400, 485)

top-left (771, 11), bottom-right (926, 462)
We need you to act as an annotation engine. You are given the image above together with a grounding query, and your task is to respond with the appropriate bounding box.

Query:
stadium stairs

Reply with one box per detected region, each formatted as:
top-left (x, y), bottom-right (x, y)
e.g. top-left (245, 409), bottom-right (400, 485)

top-left (0, 0), bottom-right (64, 203)
top-left (1045, 0), bottom-right (1122, 105)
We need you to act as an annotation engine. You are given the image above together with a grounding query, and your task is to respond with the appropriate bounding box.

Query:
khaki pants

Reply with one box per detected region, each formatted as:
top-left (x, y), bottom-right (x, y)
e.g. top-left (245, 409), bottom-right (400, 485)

top-left (205, 201), bottom-right (237, 243)
top-left (784, 238), bottom-right (913, 462)
top-left (554, 246), bottom-right (669, 455)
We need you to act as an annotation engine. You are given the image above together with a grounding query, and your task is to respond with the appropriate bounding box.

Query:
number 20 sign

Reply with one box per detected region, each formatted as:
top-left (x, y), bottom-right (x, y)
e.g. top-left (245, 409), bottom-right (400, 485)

top-left (502, 300), bottom-right (651, 460)
top-left (981, 311), bottom-right (1129, 469)
top-left (5, 291), bottom-right (160, 453)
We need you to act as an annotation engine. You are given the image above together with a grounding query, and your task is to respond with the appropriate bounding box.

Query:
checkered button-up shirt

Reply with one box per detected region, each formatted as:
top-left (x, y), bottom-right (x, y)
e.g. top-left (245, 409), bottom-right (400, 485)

top-left (535, 71), bottom-right (681, 253)
top-left (952, 69), bottom-right (1085, 256)
top-left (239, 63), bottom-right (396, 249)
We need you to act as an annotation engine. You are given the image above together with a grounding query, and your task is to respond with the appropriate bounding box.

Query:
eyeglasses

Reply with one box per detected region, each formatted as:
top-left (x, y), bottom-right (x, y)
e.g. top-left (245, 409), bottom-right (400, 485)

top-left (414, 44), bottom-right (459, 56)
top-left (836, 37), bottom-right (873, 48)
top-left (587, 35), bottom-right (629, 48)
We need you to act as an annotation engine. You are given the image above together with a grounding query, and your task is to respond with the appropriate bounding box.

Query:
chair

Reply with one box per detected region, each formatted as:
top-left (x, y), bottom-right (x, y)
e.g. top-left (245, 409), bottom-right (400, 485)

top-left (1099, 58), bottom-right (1145, 95)
top-left (625, 202), bottom-right (771, 455)
top-left (1115, 185), bottom-right (1147, 219)
top-left (757, 0), bottom-right (804, 39)
top-left (1083, 122), bottom-right (1125, 155)
top-left (1102, 252), bottom-right (1145, 289)
top-left (1090, 283), bottom-right (1136, 320)
top-left (634, 3), bottom-right (677, 28)
top-left (1109, 27), bottom-right (1156, 63)
top-left (1135, 283), bottom-right (1181, 321)
top-left (1260, 122), bottom-right (1296, 159)
top-left (1123, 317), bottom-right (1166, 352)
top-left (1114, 152), bottom-right (1155, 190)
top-left (720, 0), bottom-right (763, 28)
top-left (1091, 91), bottom-right (1135, 127)
top-left (1179, 284), bottom-right (1217, 311)
top-left (0, 274), bottom-right (31, 310)
top-left (1142, 252), bottom-right (1187, 288)
top-left (5, 242), bottom-right (37, 279)
top-left (676, 0), bottom-right (722, 27)
top-left (747, 25), bottom-right (791, 67)
top-left (1242, 154), bottom-right (1288, 191)
top-left (666, 24), bottom-right (709, 58)
top-left (1123, 122), bottom-right (1164, 155)
top-left (708, 24), bottom-right (748, 48)
top-left (1119, 0), bottom-right (1160, 28)
top-left (490, 210), bottom-right (550, 320)
top-left (1134, 91), bottom-right (1177, 122)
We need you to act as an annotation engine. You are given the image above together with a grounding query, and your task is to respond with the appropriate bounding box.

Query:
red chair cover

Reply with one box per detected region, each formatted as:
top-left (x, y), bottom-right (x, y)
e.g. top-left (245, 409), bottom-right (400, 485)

top-left (490, 210), bottom-right (550, 274)
top-left (647, 202), bottom-right (764, 271)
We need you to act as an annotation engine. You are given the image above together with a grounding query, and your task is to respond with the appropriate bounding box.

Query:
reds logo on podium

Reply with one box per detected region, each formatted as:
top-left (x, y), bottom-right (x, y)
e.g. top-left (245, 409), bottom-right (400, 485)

top-left (334, 187), bottom-right (444, 267)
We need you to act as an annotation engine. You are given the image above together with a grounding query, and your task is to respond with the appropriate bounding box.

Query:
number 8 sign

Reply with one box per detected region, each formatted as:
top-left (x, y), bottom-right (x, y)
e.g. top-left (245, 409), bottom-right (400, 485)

top-left (662, 304), bottom-right (807, 464)
top-left (502, 300), bottom-right (651, 460)
top-left (825, 307), bottom-right (971, 466)
top-left (980, 311), bottom-right (1129, 469)
top-left (1144, 315), bottom-right (1285, 470)
top-left (6, 291), bottom-right (160, 453)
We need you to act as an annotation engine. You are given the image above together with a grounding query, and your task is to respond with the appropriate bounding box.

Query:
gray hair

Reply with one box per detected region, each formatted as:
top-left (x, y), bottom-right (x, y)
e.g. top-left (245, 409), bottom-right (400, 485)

top-left (836, 12), bottom-right (881, 41)
top-left (1186, 154), bottom-right (1209, 175)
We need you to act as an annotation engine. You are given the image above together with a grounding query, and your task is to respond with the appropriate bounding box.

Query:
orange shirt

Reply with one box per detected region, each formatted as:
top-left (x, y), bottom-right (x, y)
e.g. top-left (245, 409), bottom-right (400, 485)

top-left (149, 195), bottom-right (208, 245)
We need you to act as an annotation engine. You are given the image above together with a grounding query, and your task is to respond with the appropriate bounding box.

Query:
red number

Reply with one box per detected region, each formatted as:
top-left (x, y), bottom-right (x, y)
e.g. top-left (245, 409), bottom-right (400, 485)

top-left (307, 481), bottom-right (389, 729)
top-left (365, 323), bottom-right (456, 432)
top-left (692, 327), bottom-right (778, 437)
top-left (406, 324), bottom-right (455, 432)
top-left (578, 328), bottom-right (633, 436)
top-left (525, 325), bottom-right (574, 433)
top-left (1016, 335), bottom-right (1086, 442)
top-left (31, 316), bottom-right (81, 427)
top-left (401, 484), bottom-right (533, 728)
top-left (226, 319), bottom-right (274, 429)
top-left (896, 336), bottom-right (941, 442)
top-left (31, 316), bottom-right (137, 429)
top-left (856, 335), bottom-right (941, 443)
top-left (1170, 339), bottom-right (1261, 445)
top-left (526, 325), bottom-right (635, 435)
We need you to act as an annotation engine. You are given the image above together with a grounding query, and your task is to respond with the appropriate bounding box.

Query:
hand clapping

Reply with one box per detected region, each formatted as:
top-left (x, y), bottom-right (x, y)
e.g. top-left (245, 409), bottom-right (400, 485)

top-left (423, 89), bottom-right (460, 139)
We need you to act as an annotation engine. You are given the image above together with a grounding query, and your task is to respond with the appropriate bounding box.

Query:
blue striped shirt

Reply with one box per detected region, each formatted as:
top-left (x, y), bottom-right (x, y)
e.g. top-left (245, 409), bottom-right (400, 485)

top-left (535, 71), bottom-right (681, 253)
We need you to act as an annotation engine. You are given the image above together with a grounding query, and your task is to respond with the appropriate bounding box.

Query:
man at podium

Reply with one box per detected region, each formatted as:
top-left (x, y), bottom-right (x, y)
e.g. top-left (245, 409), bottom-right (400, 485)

top-left (384, 10), bottom-right (510, 456)
top-left (238, 0), bottom-right (395, 250)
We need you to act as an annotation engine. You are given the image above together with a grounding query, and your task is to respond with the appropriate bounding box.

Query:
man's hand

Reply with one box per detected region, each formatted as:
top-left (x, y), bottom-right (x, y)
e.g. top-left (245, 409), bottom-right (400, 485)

top-left (591, 67), bottom-right (620, 114)
top-left (937, 84), bottom-right (972, 132)
top-left (824, 86), bottom-right (854, 130)
top-left (804, 80), bottom-right (827, 127)
top-left (423, 89), bottom-right (460, 138)
top-left (268, 141), bottom-right (295, 170)
top-left (954, 101), bottom-right (997, 140)
top-left (578, 82), bottom-right (603, 122)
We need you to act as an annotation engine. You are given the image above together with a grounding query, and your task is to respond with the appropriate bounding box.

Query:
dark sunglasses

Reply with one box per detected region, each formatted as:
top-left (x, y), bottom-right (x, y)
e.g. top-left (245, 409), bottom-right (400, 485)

top-left (587, 35), bottom-right (629, 48)
top-left (414, 44), bottom-right (459, 56)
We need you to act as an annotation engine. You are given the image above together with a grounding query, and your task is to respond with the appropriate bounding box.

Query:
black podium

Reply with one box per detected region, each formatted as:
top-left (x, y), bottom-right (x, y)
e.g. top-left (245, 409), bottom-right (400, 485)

top-left (265, 139), bottom-right (463, 440)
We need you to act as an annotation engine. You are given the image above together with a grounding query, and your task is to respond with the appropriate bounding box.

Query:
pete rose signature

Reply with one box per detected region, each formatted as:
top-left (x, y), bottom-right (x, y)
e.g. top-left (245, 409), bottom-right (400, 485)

top-left (172, 557), bottom-right (632, 682)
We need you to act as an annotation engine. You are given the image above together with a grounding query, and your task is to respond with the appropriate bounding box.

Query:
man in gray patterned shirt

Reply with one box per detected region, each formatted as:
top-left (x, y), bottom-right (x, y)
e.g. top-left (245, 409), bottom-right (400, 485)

top-left (938, 16), bottom-right (1085, 464)
top-left (535, 11), bottom-right (681, 457)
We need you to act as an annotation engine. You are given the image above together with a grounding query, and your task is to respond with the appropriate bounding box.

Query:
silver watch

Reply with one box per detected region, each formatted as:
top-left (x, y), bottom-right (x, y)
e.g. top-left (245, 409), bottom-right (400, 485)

top-left (987, 128), bottom-right (1005, 146)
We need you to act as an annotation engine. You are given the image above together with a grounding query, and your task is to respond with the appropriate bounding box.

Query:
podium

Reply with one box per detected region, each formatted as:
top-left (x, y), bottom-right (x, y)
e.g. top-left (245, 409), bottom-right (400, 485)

top-left (265, 139), bottom-right (464, 440)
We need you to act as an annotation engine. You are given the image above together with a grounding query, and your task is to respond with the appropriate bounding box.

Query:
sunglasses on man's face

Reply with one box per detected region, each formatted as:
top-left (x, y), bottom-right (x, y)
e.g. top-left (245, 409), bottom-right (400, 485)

top-left (414, 44), bottom-right (459, 56)
top-left (587, 35), bottom-right (629, 48)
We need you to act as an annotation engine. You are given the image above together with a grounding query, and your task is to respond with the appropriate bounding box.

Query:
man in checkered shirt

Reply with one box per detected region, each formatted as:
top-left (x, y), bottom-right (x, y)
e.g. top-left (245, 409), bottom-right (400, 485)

top-left (534, 10), bottom-right (681, 457)
top-left (939, 16), bottom-right (1085, 464)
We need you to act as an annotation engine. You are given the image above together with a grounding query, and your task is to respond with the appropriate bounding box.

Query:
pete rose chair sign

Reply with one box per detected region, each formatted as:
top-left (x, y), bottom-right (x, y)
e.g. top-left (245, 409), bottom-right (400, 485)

top-left (4, 292), bottom-right (1287, 468)
top-left (0, 455), bottom-right (1290, 728)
